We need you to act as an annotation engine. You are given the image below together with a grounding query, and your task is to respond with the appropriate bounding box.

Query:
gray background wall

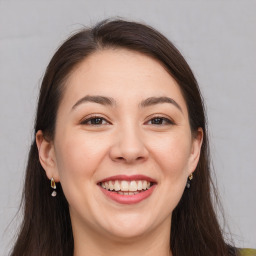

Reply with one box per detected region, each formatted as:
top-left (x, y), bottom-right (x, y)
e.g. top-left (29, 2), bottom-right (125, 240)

top-left (0, 0), bottom-right (255, 255)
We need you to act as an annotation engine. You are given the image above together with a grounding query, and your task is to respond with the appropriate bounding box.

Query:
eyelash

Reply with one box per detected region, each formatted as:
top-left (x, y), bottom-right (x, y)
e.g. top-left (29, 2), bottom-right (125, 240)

top-left (80, 115), bottom-right (110, 126)
top-left (146, 116), bottom-right (174, 125)
top-left (80, 115), bottom-right (174, 126)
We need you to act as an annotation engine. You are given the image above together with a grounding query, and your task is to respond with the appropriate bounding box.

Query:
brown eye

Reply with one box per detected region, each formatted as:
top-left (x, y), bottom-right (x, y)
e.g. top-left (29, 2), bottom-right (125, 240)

top-left (147, 117), bottom-right (174, 125)
top-left (81, 117), bottom-right (109, 126)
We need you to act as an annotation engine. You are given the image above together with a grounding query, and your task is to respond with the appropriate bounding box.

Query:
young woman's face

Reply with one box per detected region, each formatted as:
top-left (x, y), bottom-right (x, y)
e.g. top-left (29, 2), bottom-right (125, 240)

top-left (41, 49), bottom-right (202, 240)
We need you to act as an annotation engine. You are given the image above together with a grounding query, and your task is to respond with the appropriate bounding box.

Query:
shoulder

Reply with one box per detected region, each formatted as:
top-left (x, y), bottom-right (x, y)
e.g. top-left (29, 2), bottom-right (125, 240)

top-left (239, 249), bottom-right (256, 256)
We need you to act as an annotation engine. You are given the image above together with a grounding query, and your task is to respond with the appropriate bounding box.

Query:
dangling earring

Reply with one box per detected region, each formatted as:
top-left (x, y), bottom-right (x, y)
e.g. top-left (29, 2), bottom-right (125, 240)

top-left (186, 173), bottom-right (193, 189)
top-left (51, 178), bottom-right (57, 197)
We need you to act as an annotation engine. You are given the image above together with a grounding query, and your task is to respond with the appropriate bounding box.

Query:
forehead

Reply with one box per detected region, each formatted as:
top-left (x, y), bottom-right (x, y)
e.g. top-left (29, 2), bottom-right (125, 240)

top-left (61, 48), bottom-right (188, 112)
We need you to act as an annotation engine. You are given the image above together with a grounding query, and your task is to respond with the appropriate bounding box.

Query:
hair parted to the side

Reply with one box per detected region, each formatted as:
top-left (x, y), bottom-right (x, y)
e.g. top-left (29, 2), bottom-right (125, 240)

top-left (10, 18), bottom-right (238, 256)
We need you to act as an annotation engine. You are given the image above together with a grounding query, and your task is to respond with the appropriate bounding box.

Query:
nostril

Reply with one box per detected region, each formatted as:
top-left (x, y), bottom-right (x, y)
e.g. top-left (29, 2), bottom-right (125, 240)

top-left (109, 142), bottom-right (149, 163)
top-left (115, 155), bottom-right (146, 163)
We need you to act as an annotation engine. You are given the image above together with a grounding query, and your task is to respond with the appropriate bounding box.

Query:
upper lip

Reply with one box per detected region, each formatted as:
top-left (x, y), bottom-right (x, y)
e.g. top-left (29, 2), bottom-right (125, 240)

top-left (97, 175), bottom-right (157, 184)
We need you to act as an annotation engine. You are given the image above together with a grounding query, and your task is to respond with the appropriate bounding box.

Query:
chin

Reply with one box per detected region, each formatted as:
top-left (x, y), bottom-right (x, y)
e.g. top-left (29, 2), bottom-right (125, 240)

top-left (100, 212), bottom-right (155, 240)
top-left (107, 226), bottom-right (150, 241)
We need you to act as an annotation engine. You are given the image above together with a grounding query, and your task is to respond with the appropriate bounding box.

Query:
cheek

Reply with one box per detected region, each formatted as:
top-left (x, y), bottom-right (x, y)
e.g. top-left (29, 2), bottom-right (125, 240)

top-left (54, 131), bottom-right (109, 193)
top-left (150, 132), bottom-right (191, 201)
top-left (53, 131), bottom-right (111, 219)
top-left (149, 132), bottom-right (192, 178)
top-left (141, 133), bottom-right (192, 223)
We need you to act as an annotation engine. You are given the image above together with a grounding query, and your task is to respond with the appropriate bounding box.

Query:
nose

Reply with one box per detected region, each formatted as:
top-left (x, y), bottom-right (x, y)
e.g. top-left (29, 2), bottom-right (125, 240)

top-left (109, 125), bottom-right (149, 164)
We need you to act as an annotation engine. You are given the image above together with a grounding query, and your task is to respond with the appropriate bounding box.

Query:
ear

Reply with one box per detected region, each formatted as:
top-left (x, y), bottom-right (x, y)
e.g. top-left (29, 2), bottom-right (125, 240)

top-left (187, 127), bottom-right (203, 175)
top-left (36, 130), bottom-right (60, 182)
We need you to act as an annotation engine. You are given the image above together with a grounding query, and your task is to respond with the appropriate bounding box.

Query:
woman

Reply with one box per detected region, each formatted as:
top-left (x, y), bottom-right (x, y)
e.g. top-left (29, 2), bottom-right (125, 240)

top-left (10, 19), bottom-right (255, 256)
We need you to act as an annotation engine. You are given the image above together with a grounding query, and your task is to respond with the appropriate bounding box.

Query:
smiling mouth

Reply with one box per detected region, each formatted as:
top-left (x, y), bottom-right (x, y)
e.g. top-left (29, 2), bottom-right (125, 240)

top-left (99, 180), bottom-right (155, 195)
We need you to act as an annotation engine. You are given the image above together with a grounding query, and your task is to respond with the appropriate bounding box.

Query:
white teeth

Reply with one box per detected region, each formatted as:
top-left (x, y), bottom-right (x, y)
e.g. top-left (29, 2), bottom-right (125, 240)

top-left (142, 180), bottom-right (147, 190)
top-left (120, 181), bottom-right (129, 191)
top-left (114, 180), bottom-right (120, 191)
top-left (109, 181), bottom-right (114, 190)
top-left (137, 180), bottom-right (142, 190)
top-left (129, 181), bottom-right (137, 191)
top-left (100, 180), bottom-right (153, 192)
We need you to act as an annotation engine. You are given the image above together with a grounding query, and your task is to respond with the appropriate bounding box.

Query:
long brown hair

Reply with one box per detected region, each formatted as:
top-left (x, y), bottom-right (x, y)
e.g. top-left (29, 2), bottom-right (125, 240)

top-left (10, 19), bottom-right (237, 256)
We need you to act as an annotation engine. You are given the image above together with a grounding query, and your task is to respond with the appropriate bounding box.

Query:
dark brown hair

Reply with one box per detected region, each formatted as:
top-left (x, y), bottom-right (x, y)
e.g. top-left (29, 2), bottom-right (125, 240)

top-left (10, 19), bottom-right (237, 256)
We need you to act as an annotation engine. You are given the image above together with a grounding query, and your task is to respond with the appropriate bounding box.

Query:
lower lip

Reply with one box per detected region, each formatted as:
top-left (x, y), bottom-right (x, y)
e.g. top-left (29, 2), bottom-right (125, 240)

top-left (99, 185), bottom-right (156, 205)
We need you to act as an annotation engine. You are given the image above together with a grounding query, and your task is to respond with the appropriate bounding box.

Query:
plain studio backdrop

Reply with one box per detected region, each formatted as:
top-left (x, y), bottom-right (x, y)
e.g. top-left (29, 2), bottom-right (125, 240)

top-left (0, 1), bottom-right (255, 255)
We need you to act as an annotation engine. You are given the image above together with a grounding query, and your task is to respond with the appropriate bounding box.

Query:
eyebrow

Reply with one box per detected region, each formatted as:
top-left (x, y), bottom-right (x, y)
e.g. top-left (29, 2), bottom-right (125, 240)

top-left (139, 96), bottom-right (183, 112)
top-left (71, 95), bottom-right (116, 110)
top-left (71, 95), bottom-right (183, 113)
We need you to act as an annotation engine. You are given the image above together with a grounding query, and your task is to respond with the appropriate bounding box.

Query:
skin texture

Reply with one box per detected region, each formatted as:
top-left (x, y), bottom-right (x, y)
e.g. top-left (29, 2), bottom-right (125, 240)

top-left (36, 49), bottom-right (203, 256)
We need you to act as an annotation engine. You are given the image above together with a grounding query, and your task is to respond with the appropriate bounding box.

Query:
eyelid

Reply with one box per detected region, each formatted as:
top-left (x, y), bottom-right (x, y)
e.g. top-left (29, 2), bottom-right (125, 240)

top-left (144, 115), bottom-right (175, 125)
top-left (80, 114), bottom-right (112, 125)
top-left (79, 114), bottom-right (175, 126)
